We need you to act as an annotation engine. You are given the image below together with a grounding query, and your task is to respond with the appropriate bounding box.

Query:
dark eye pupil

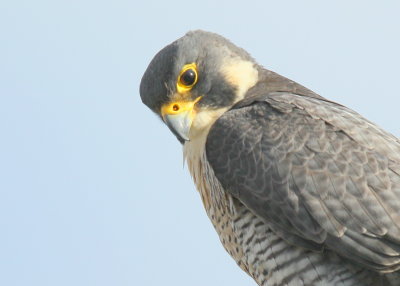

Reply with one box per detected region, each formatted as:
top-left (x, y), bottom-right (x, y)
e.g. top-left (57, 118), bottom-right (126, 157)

top-left (180, 69), bottom-right (196, 86)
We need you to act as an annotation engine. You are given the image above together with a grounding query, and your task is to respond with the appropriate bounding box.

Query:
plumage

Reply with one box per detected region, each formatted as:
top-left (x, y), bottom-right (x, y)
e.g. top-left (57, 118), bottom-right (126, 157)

top-left (140, 30), bottom-right (400, 285)
top-left (206, 91), bottom-right (400, 271)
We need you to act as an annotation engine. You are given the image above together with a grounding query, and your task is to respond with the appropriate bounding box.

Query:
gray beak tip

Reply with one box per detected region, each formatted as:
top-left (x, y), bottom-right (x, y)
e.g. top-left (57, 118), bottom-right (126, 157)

top-left (164, 112), bottom-right (192, 143)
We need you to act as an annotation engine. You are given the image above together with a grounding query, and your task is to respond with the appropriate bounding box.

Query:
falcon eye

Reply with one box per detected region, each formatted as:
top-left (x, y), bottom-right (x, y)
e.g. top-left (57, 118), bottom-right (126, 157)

top-left (177, 63), bottom-right (198, 92)
top-left (180, 69), bottom-right (196, 86)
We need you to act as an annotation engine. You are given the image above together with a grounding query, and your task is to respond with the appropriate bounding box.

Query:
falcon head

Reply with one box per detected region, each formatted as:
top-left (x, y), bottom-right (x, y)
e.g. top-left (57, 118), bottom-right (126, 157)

top-left (140, 30), bottom-right (260, 143)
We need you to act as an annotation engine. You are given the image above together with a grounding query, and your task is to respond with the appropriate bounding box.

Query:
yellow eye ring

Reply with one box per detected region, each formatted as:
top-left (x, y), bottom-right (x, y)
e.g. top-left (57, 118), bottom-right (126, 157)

top-left (177, 63), bottom-right (198, 93)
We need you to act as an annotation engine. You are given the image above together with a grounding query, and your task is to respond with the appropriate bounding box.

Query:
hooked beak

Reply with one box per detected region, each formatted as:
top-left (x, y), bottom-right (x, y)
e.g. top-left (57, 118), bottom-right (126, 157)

top-left (164, 111), bottom-right (192, 142)
top-left (161, 97), bottom-right (201, 143)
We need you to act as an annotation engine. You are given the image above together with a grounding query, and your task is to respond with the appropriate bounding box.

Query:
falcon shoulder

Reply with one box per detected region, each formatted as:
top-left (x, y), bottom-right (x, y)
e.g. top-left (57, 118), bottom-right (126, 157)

top-left (205, 91), bottom-right (400, 272)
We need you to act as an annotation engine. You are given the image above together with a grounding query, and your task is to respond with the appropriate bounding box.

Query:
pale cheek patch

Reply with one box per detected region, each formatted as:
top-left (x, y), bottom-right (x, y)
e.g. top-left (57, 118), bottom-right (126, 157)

top-left (221, 58), bottom-right (259, 102)
top-left (190, 108), bottom-right (228, 139)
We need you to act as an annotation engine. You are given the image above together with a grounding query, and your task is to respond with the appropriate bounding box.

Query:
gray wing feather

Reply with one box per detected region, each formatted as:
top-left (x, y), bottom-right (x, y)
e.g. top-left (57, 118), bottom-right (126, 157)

top-left (206, 92), bottom-right (400, 272)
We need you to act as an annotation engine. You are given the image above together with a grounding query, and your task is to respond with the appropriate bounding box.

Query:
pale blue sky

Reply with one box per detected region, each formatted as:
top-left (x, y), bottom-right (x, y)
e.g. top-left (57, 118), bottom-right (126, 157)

top-left (1, 1), bottom-right (399, 286)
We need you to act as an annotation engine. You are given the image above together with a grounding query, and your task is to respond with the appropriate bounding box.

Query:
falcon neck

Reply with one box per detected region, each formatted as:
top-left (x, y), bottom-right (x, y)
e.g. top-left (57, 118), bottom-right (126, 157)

top-left (244, 69), bottom-right (322, 100)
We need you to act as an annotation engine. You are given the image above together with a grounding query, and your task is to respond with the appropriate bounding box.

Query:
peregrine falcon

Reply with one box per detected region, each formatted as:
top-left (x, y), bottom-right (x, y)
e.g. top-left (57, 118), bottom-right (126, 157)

top-left (140, 30), bottom-right (400, 285)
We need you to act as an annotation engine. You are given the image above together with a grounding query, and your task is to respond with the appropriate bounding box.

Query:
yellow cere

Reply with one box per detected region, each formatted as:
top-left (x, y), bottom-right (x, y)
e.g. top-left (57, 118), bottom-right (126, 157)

top-left (176, 63), bottom-right (198, 93)
top-left (161, 96), bottom-right (202, 118)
